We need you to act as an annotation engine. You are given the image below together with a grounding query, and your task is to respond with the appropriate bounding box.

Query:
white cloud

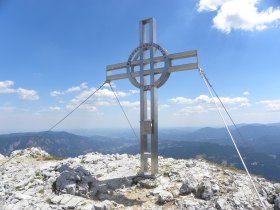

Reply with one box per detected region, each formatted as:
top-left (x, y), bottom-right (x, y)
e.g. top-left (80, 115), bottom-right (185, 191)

top-left (65, 86), bottom-right (81, 93)
top-left (129, 89), bottom-right (139, 94)
top-left (80, 82), bottom-right (88, 89)
top-left (65, 87), bottom-right (129, 113)
top-left (95, 88), bottom-right (129, 98)
top-left (198, 0), bottom-right (280, 33)
top-left (16, 88), bottom-right (39, 100)
top-left (198, 0), bottom-right (231, 12)
top-left (86, 101), bottom-right (112, 106)
top-left (178, 105), bottom-right (207, 115)
top-left (49, 106), bottom-right (61, 111)
top-left (170, 94), bottom-right (250, 115)
top-left (169, 97), bottom-right (194, 104)
top-left (240, 102), bottom-right (251, 107)
top-left (0, 80), bottom-right (15, 93)
top-left (0, 80), bottom-right (39, 100)
top-left (120, 101), bottom-right (140, 108)
top-left (50, 90), bottom-right (64, 97)
top-left (243, 91), bottom-right (250, 95)
top-left (51, 82), bottom-right (89, 96)
top-left (258, 100), bottom-right (280, 111)
top-left (169, 95), bottom-right (249, 105)
top-left (103, 82), bottom-right (116, 88)
top-left (159, 104), bottom-right (170, 110)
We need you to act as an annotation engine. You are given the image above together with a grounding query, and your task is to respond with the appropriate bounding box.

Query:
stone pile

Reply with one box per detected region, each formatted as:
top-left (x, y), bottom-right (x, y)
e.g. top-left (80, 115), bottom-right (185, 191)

top-left (0, 148), bottom-right (279, 209)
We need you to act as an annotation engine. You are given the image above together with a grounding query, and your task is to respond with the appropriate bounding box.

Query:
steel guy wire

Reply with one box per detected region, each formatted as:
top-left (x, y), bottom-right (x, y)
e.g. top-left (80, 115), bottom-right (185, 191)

top-left (0, 81), bottom-right (107, 168)
top-left (198, 69), bottom-right (255, 151)
top-left (198, 68), bottom-right (267, 210)
top-left (0, 80), bottom-right (107, 210)
top-left (109, 82), bottom-right (139, 141)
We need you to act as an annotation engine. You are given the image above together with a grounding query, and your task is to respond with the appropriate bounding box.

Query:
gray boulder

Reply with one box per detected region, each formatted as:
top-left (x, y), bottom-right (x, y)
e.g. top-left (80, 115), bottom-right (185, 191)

top-left (196, 181), bottom-right (214, 200)
top-left (179, 176), bottom-right (198, 195)
top-left (216, 198), bottom-right (226, 210)
top-left (54, 163), bottom-right (97, 197)
top-left (158, 190), bottom-right (173, 204)
top-left (275, 197), bottom-right (280, 210)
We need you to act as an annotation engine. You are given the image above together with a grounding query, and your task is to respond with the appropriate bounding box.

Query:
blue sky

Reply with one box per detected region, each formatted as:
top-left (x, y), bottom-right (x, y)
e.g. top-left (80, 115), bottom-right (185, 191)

top-left (0, 0), bottom-right (280, 132)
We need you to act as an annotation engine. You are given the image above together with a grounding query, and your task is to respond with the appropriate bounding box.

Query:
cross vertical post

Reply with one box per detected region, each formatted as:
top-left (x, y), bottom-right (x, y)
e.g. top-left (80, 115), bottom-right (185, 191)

top-left (106, 18), bottom-right (199, 175)
top-left (139, 18), bottom-right (158, 174)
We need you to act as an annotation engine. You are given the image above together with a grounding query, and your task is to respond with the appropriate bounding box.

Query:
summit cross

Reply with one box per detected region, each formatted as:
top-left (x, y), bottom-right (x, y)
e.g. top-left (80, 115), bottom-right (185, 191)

top-left (106, 18), bottom-right (199, 175)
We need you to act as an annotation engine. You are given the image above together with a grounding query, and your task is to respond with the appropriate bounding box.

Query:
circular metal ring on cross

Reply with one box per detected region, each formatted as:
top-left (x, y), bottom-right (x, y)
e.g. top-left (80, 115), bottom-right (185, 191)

top-left (126, 43), bottom-right (170, 89)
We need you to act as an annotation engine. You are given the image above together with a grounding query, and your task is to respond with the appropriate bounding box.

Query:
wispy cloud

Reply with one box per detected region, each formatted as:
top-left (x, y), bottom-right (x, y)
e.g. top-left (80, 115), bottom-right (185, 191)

top-left (243, 91), bottom-right (250, 95)
top-left (198, 0), bottom-right (280, 33)
top-left (258, 100), bottom-right (280, 111)
top-left (50, 91), bottom-right (64, 97)
top-left (0, 80), bottom-right (15, 93)
top-left (129, 89), bottom-right (139, 94)
top-left (49, 106), bottom-right (61, 111)
top-left (66, 86), bottom-right (131, 112)
top-left (178, 105), bottom-right (207, 115)
top-left (169, 94), bottom-right (249, 105)
top-left (120, 101), bottom-right (140, 108)
top-left (170, 94), bottom-right (250, 114)
top-left (50, 82), bottom-right (89, 97)
top-left (0, 80), bottom-right (39, 100)
top-left (17, 88), bottom-right (39, 100)
top-left (65, 86), bottom-right (81, 93)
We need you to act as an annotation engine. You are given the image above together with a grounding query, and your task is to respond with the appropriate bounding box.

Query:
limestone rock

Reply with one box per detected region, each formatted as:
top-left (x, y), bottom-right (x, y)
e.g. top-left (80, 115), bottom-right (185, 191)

top-left (133, 175), bottom-right (159, 189)
top-left (93, 200), bottom-right (116, 210)
top-left (216, 198), bottom-right (227, 210)
top-left (275, 197), bottom-right (280, 210)
top-left (158, 190), bottom-right (173, 204)
top-left (10, 147), bottom-right (50, 158)
top-left (179, 175), bottom-right (198, 195)
top-left (0, 147), bottom-right (279, 210)
top-left (196, 181), bottom-right (214, 200)
top-left (54, 163), bottom-right (97, 197)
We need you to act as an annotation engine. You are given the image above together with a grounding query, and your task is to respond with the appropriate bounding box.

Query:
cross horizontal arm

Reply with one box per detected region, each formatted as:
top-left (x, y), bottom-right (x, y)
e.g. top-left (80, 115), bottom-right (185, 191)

top-left (107, 63), bottom-right (198, 81)
top-left (107, 50), bottom-right (197, 71)
top-left (106, 50), bottom-right (198, 82)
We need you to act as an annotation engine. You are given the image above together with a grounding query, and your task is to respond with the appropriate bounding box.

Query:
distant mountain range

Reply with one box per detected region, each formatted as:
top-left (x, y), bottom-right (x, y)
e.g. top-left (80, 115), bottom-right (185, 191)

top-left (0, 131), bottom-right (136, 157)
top-left (0, 123), bottom-right (280, 181)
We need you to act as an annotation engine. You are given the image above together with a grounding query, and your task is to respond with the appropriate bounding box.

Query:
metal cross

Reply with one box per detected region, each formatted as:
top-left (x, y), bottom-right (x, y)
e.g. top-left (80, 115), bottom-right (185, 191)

top-left (106, 18), bottom-right (198, 175)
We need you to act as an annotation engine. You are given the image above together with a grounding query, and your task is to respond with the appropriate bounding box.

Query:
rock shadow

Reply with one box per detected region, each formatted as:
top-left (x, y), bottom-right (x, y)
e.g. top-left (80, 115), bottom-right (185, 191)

top-left (53, 163), bottom-right (145, 206)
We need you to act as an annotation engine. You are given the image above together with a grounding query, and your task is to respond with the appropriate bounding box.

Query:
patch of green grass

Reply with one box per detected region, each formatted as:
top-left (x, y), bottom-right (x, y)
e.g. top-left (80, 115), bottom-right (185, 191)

top-left (42, 156), bottom-right (65, 161)
top-left (15, 186), bottom-right (21, 190)
top-left (46, 198), bottom-right (52, 204)
top-left (35, 171), bottom-right (40, 176)
top-left (276, 188), bottom-right (280, 194)
top-left (196, 184), bottom-right (205, 197)
top-left (38, 189), bottom-right (44, 194)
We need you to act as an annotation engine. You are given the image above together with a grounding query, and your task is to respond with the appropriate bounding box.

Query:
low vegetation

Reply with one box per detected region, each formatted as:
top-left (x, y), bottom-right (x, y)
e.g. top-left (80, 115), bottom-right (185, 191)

top-left (41, 156), bottom-right (65, 161)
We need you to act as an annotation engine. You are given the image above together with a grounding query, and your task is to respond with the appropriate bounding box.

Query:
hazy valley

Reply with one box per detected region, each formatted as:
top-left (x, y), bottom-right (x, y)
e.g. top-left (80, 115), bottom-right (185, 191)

top-left (1, 123), bottom-right (280, 182)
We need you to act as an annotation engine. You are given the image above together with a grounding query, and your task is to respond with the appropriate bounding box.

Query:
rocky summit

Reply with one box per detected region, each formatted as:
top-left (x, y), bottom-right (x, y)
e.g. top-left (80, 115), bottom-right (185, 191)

top-left (0, 147), bottom-right (280, 210)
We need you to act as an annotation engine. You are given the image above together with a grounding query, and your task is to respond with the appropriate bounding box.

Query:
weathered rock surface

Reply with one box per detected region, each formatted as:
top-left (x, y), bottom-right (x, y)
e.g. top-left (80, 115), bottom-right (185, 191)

top-left (158, 190), bottom-right (173, 204)
top-left (275, 197), bottom-right (280, 210)
top-left (0, 147), bottom-right (279, 209)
